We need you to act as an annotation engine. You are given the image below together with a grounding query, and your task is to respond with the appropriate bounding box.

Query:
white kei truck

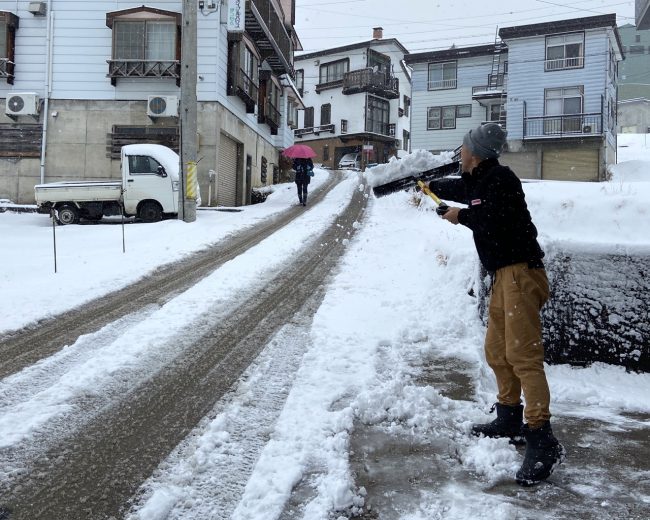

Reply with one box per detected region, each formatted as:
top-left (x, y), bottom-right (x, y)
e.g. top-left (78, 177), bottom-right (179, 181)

top-left (34, 144), bottom-right (181, 224)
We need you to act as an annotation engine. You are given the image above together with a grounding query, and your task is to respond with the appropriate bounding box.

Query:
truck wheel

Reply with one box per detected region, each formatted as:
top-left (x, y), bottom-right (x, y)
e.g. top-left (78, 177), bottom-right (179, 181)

top-left (138, 201), bottom-right (162, 223)
top-left (57, 204), bottom-right (80, 225)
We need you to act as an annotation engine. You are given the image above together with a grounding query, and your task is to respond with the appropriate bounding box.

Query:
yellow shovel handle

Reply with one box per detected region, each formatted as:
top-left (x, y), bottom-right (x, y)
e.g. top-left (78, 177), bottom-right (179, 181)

top-left (417, 180), bottom-right (443, 206)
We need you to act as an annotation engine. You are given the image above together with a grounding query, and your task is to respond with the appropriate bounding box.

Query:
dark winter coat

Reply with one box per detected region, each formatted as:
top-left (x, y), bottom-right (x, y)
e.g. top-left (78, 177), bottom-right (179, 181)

top-left (293, 158), bottom-right (313, 185)
top-left (428, 158), bottom-right (544, 273)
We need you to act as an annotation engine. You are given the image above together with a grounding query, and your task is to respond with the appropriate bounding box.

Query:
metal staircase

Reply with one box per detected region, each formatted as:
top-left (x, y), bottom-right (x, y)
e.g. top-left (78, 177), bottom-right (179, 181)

top-left (489, 28), bottom-right (507, 128)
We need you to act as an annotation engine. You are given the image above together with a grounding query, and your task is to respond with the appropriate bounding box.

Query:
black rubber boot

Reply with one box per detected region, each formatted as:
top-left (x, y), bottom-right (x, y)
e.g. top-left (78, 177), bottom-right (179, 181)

top-left (516, 421), bottom-right (566, 486)
top-left (471, 403), bottom-right (525, 444)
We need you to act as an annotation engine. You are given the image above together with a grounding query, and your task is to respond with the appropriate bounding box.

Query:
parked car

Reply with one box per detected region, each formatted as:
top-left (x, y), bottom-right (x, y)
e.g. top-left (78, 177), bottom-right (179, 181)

top-left (338, 153), bottom-right (361, 170)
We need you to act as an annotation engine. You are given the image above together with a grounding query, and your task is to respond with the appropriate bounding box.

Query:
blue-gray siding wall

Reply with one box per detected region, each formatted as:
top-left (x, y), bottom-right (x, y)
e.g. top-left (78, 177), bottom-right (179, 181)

top-left (505, 28), bottom-right (613, 141)
top-left (410, 54), bottom-right (501, 151)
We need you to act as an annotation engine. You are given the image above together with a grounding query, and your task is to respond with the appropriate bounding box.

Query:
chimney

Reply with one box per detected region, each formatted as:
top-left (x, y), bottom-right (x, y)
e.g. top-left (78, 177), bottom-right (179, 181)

top-left (373, 27), bottom-right (383, 40)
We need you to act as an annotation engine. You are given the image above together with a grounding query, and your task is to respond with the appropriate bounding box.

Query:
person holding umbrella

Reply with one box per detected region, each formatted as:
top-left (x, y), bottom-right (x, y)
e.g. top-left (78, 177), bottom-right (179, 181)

top-left (283, 144), bottom-right (316, 207)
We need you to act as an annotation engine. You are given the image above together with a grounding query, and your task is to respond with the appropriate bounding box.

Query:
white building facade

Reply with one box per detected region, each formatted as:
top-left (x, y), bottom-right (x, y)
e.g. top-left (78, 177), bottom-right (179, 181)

top-left (293, 29), bottom-right (411, 169)
top-left (0, 0), bottom-right (302, 205)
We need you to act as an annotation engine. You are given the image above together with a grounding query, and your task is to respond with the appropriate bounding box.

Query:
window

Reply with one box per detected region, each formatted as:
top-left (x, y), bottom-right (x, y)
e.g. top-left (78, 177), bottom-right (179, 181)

top-left (427, 107), bottom-right (441, 129)
top-left (0, 11), bottom-right (19, 84)
top-left (427, 106), bottom-right (456, 130)
top-left (304, 107), bottom-right (314, 128)
top-left (367, 48), bottom-right (390, 73)
top-left (544, 86), bottom-right (584, 133)
top-left (403, 95), bottom-right (411, 117)
top-left (0, 17), bottom-right (6, 57)
top-left (323, 145), bottom-right (330, 161)
top-left (545, 33), bottom-right (584, 71)
top-left (609, 47), bottom-right (617, 80)
top-left (402, 130), bottom-right (410, 151)
top-left (321, 103), bottom-right (331, 125)
top-left (489, 103), bottom-right (505, 123)
top-left (341, 119), bottom-right (348, 133)
top-left (366, 95), bottom-right (390, 134)
top-left (428, 61), bottom-right (457, 90)
top-left (106, 7), bottom-right (181, 86)
top-left (456, 104), bottom-right (472, 118)
top-left (629, 45), bottom-right (645, 54)
top-left (258, 71), bottom-right (281, 132)
top-left (227, 36), bottom-right (260, 112)
top-left (128, 155), bottom-right (163, 175)
top-left (287, 99), bottom-right (299, 129)
top-left (636, 35), bottom-right (641, 43)
top-left (319, 59), bottom-right (349, 85)
top-left (295, 69), bottom-right (304, 96)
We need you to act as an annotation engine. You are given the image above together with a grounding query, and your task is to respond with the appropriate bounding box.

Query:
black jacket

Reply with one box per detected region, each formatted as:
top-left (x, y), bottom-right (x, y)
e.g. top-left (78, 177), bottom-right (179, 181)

top-left (293, 158), bottom-right (313, 185)
top-left (428, 158), bottom-right (544, 272)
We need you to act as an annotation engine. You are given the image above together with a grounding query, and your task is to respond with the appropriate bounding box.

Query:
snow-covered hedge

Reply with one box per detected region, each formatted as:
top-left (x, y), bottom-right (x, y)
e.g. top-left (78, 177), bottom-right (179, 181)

top-left (543, 246), bottom-right (649, 373)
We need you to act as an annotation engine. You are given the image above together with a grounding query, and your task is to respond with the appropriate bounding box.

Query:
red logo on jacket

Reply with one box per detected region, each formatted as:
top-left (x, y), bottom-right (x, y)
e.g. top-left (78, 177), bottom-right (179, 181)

top-left (471, 199), bottom-right (482, 206)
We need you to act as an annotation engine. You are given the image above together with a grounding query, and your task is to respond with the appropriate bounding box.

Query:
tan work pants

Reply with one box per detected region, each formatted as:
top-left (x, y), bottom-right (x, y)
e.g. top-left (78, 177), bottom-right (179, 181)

top-left (484, 262), bottom-right (551, 428)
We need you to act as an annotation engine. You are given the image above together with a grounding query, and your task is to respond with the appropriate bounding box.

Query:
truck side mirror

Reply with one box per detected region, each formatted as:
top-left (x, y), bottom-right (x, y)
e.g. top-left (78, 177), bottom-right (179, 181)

top-left (157, 166), bottom-right (168, 178)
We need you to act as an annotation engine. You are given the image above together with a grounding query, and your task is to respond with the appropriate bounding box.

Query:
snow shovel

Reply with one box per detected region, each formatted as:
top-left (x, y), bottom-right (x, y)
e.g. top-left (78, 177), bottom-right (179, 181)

top-left (416, 180), bottom-right (449, 215)
top-left (371, 160), bottom-right (459, 199)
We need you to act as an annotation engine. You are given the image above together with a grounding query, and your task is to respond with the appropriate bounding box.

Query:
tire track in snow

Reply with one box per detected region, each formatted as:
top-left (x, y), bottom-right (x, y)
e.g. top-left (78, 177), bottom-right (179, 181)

top-left (1, 176), bottom-right (369, 520)
top-left (0, 174), bottom-right (340, 380)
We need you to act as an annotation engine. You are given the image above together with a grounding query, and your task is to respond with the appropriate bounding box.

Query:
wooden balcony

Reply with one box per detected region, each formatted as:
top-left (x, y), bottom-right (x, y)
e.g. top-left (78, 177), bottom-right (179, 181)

top-left (342, 69), bottom-right (399, 99)
top-left (246, 0), bottom-right (293, 76)
top-left (259, 100), bottom-right (280, 134)
top-left (524, 113), bottom-right (603, 139)
top-left (234, 68), bottom-right (259, 113)
top-left (107, 59), bottom-right (181, 87)
top-left (0, 58), bottom-right (15, 84)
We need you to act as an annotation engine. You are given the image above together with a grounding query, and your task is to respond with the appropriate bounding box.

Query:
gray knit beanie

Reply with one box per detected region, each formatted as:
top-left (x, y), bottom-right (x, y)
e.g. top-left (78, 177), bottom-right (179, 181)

top-left (463, 123), bottom-right (507, 159)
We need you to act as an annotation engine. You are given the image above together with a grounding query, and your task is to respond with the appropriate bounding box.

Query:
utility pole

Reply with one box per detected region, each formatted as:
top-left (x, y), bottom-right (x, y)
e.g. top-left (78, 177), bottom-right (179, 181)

top-left (179, 0), bottom-right (198, 222)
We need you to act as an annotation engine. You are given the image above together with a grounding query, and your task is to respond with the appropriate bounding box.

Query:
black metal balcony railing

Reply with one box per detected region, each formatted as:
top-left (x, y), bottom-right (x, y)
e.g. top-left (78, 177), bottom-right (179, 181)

top-left (0, 58), bottom-right (15, 84)
top-left (342, 69), bottom-right (399, 99)
top-left (235, 68), bottom-right (259, 113)
top-left (524, 113), bottom-right (603, 138)
top-left (472, 73), bottom-right (507, 96)
top-left (246, 0), bottom-right (293, 76)
top-left (107, 59), bottom-right (180, 86)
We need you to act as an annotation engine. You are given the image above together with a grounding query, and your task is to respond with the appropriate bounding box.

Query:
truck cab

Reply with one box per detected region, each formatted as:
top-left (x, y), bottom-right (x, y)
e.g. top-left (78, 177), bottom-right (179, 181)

top-left (121, 144), bottom-right (180, 221)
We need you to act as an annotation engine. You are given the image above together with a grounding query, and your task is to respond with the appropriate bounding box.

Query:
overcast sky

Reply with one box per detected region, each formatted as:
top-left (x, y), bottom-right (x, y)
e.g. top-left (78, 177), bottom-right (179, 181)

top-left (294, 0), bottom-right (636, 55)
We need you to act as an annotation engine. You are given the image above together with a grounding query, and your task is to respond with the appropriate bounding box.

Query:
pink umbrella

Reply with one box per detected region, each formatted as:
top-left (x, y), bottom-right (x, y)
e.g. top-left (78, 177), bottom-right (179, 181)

top-left (282, 144), bottom-right (317, 159)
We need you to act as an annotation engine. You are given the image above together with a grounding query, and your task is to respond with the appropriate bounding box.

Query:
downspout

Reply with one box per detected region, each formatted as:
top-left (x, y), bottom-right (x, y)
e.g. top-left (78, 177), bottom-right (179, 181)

top-left (40, 0), bottom-right (54, 184)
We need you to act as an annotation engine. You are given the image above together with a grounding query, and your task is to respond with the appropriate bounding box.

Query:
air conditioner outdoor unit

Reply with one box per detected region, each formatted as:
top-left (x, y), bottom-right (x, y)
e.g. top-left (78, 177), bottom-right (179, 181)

top-left (394, 139), bottom-right (402, 149)
top-left (147, 95), bottom-right (179, 117)
top-left (5, 93), bottom-right (40, 117)
top-left (582, 125), bottom-right (592, 133)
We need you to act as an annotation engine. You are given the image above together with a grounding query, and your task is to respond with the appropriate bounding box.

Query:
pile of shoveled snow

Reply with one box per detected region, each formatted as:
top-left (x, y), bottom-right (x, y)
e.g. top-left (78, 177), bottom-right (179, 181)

top-left (364, 149), bottom-right (455, 187)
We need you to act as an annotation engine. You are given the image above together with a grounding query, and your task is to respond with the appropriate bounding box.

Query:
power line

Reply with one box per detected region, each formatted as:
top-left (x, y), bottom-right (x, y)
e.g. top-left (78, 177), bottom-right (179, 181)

top-left (297, 0), bottom-right (630, 30)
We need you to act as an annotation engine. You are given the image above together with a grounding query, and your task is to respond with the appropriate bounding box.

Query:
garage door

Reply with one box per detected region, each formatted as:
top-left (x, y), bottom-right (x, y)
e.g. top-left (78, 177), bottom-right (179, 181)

top-left (542, 148), bottom-right (599, 181)
top-left (217, 133), bottom-right (239, 207)
top-left (500, 152), bottom-right (538, 179)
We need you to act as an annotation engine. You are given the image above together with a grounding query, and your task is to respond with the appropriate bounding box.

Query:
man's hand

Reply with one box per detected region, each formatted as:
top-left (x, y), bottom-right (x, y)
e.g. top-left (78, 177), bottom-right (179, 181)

top-left (441, 206), bottom-right (461, 225)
